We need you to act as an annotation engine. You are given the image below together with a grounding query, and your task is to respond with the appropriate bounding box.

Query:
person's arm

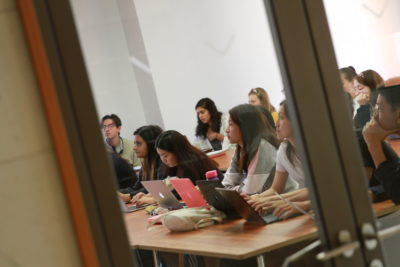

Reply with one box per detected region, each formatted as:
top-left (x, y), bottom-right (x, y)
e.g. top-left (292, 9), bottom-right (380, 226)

top-left (222, 151), bottom-right (242, 188)
top-left (281, 188), bottom-right (309, 202)
top-left (249, 188), bottom-right (308, 213)
top-left (257, 170), bottom-right (289, 198)
top-left (273, 200), bottom-right (311, 219)
top-left (363, 118), bottom-right (393, 167)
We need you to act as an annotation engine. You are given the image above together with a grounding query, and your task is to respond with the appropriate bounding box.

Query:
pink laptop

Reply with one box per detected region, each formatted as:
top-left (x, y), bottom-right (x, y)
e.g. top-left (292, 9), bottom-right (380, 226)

top-left (169, 178), bottom-right (208, 208)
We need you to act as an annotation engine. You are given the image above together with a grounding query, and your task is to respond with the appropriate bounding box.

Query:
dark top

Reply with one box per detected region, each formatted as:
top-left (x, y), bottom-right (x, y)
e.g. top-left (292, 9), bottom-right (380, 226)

top-left (357, 131), bottom-right (398, 202)
top-left (111, 153), bottom-right (138, 194)
top-left (210, 139), bottom-right (222, 151)
top-left (166, 166), bottom-right (224, 184)
top-left (125, 158), bottom-right (166, 197)
top-left (354, 105), bottom-right (371, 131)
top-left (375, 159), bottom-right (400, 204)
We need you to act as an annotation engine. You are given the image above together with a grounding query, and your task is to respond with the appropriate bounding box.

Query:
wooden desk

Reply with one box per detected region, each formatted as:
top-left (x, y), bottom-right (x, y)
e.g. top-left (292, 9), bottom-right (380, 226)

top-left (210, 149), bottom-right (235, 172)
top-left (124, 200), bottom-right (398, 264)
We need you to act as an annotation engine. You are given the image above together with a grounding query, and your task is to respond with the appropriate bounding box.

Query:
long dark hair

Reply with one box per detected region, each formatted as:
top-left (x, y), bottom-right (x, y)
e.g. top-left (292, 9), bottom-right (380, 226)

top-left (195, 98), bottom-right (222, 138)
top-left (133, 125), bottom-right (163, 181)
top-left (229, 104), bottom-right (279, 172)
top-left (155, 130), bottom-right (218, 181)
top-left (280, 100), bottom-right (298, 165)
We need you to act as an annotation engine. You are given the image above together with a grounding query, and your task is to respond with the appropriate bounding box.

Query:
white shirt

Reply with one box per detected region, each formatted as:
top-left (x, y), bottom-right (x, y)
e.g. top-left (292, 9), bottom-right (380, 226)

top-left (193, 113), bottom-right (234, 151)
top-left (276, 142), bottom-right (305, 188)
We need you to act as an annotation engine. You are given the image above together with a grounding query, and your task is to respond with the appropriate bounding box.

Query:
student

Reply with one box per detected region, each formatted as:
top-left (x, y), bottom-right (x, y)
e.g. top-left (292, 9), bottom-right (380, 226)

top-left (111, 153), bottom-right (139, 195)
top-left (193, 97), bottom-right (232, 151)
top-left (339, 66), bottom-right (357, 98)
top-left (250, 101), bottom-right (303, 201)
top-left (339, 66), bottom-right (358, 116)
top-left (353, 70), bottom-right (384, 130)
top-left (222, 104), bottom-right (293, 195)
top-left (118, 125), bottom-right (164, 203)
top-left (248, 87), bottom-right (278, 123)
top-left (134, 130), bottom-right (224, 206)
top-left (156, 130), bottom-right (222, 183)
top-left (363, 84), bottom-right (400, 204)
top-left (102, 114), bottom-right (141, 167)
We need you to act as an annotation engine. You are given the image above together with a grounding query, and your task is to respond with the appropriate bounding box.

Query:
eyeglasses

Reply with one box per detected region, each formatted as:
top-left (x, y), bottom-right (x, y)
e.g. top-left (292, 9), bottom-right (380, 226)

top-left (102, 123), bottom-right (115, 130)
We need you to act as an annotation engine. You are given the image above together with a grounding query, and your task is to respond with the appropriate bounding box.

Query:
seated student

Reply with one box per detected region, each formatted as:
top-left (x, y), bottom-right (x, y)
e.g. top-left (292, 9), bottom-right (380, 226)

top-left (102, 114), bottom-right (141, 167)
top-left (111, 153), bottom-right (139, 194)
top-left (222, 104), bottom-right (295, 195)
top-left (118, 125), bottom-right (164, 203)
top-left (249, 101), bottom-right (303, 202)
top-left (363, 84), bottom-right (400, 204)
top-left (248, 87), bottom-right (278, 123)
top-left (193, 97), bottom-right (232, 151)
top-left (339, 66), bottom-right (358, 116)
top-left (353, 70), bottom-right (384, 130)
top-left (157, 130), bottom-right (222, 182)
top-left (135, 130), bottom-right (223, 205)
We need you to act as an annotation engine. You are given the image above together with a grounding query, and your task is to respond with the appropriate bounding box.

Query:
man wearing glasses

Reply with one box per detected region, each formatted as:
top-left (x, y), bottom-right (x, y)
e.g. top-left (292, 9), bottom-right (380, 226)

top-left (101, 114), bottom-right (141, 167)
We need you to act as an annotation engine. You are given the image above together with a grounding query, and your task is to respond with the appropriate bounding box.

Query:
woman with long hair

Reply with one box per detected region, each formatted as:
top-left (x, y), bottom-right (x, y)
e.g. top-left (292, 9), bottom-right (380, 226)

top-left (156, 130), bottom-right (222, 183)
top-left (339, 66), bottom-right (357, 97)
top-left (248, 87), bottom-right (278, 123)
top-left (249, 101), bottom-right (304, 199)
top-left (222, 104), bottom-right (293, 195)
top-left (119, 125), bottom-right (164, 203)
top-left (194, 97), bottom-right (231, 151)
top-left (353, 69), bottom-right (384, 130)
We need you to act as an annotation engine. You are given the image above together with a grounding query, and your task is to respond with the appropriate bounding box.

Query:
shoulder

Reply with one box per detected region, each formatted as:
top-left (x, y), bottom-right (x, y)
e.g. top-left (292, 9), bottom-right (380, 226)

top-left (277, 141), bottom-right (288, 153)
top-left (122, 137), bottom-right (134, 146)
top-left (220, 113), bottom-right (229, 123)
top-left (257, 139), bottom-right (277, 158)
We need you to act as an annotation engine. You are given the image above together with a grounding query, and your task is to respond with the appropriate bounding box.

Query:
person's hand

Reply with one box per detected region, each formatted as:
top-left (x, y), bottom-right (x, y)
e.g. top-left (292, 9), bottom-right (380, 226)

top-left (240, 193), bottom-right (251, 201)
top-left (355, 93), bottom-right (370, 105)
top-left (248, 196), bottom-right (285, 215)
top-left (118, 192), bottom-right (132, 203)
top-left (273, 201), bottom-right (311, 219)
top-left (130, 192), bottom-right (146, 204)
top-left (363, 117), bottom-right (393, 145)
top-left (136, 195), bottom-right (156, 206)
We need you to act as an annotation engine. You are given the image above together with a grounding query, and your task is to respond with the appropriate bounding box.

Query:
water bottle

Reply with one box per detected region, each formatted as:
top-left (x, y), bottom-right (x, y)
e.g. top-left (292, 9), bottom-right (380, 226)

top-left (205, 170), bottom-right (219, 181)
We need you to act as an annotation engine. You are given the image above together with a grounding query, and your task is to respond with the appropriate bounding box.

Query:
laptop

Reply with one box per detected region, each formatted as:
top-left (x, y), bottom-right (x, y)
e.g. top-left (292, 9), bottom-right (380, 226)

top-left (141, 180), bottom-right (183, 210)
top-left (196, 180), bottom-right (241, 219)
top-left (215, 188), bottom-right (281, 225)
top-left (169, 178), bottom-right (208, 208)
top-left (119, 197), bottom-right (151, 213)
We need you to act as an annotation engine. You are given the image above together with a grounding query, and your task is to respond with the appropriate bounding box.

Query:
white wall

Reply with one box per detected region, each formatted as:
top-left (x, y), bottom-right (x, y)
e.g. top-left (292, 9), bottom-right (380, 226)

top-left (133, 0), bottom-right (285, 140)
top-left (70, 0), bottom-right (147, 139)
top-left (324, 0), bottom-right (400, 79)
top-left (71, 0), bottom-right (400, 143)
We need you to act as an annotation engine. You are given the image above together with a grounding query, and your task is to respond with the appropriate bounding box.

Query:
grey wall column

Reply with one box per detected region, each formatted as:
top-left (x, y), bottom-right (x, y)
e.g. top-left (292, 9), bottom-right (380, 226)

top-left (116, 0), bottom-right (164, 128)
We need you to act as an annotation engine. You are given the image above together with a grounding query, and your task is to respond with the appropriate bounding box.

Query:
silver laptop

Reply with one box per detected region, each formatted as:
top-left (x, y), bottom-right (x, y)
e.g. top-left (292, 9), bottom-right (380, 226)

top-left (141, 180), bottom-right (183, 210)
top-left (119, 197), bottom-right (150, 213)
